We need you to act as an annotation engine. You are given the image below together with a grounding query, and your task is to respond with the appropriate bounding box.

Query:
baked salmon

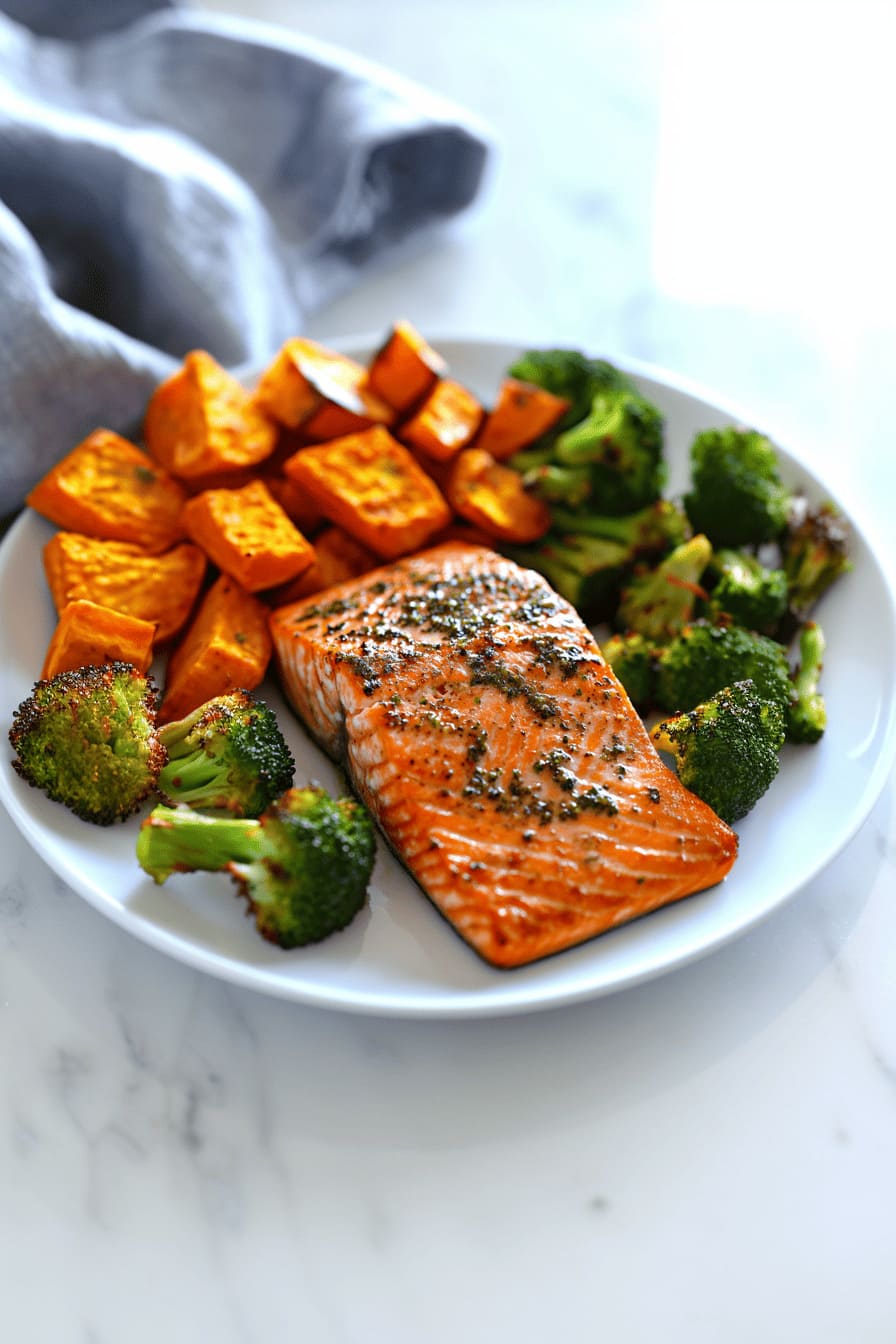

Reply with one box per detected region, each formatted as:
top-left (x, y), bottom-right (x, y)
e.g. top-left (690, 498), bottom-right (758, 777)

top-left (269, 543), bottom-right (738, 968)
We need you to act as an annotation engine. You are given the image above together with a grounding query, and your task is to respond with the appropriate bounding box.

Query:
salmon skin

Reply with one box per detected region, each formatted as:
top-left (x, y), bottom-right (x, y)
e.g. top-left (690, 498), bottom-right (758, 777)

top-left (269, 543), bottom-right (738, 968)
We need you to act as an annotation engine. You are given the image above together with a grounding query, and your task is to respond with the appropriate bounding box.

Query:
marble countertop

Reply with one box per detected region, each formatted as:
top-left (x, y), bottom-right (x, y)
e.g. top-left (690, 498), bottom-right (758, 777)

top-left (4, 2), bottom-right (896, 1339)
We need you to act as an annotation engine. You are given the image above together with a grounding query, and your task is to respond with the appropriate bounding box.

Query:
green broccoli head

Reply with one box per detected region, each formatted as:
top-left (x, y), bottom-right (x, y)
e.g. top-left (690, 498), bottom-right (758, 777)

top-left (651, 680), bottom-right (786, 824)
top-left (553, 387), bottom-right (666, 515)
top-left (601, 631), bottom-right (657, 709)
top-left (507, 500), bottom-right (690, 623)
top-left (782, 499), bottom-right (851, 619)
top-left (684, 426), bottom-right (791, 546)
top-left (136, 786), bottom-right (377, 948)
top-left (787, 621), bottom-right (827, 744)
top-left (655, 620), bottom-right (793, 722)
top-left (507, 532), bottom-right (634, 622)
top-left (616, 534), bottom-right (712, 643)
top-left (8, 661), bottom-right (164, 825)
top-left (158, 690), bottom-right (295, 817)
top-left (507, 348), bottom-right (636, 430)
top-left (707, 548), bottom-right (789, 634)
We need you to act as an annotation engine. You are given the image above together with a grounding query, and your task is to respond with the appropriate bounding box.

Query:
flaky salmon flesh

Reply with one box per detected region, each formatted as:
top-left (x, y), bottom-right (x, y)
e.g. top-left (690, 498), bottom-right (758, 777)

top-left (269, 543), bottom-right (738, 968)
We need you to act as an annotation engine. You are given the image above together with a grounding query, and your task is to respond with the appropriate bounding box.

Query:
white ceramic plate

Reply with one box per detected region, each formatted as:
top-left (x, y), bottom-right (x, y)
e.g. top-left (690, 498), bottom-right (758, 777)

top-left (2, 338), bottom-right (895, 1018)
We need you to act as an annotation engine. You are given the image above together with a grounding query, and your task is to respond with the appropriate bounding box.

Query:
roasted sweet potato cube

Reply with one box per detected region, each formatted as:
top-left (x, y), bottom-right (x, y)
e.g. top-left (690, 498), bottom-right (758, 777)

top-left (43, 532), bottom-right (207, 645)
top-left (263, 472), bottom-right (326, 538)
top-left (398, 379), bottom-right (484, 462)
top-left (26, 429), bottom-right (187, 553)
top-left (266, 525), bottom-right (377, 606)
top-left (180, 479), bottom-right (316, 593)
top-left (445, 448), bottom-right (552, 544)
top-left (160, 575), bottom-right (272, 723)
top-left (473, 378), bottom-right (571, 461)
top-left (282, 425), bottom-right (452, 559)
top-left (366, 319), bottom-right (446, 414)
top-left (256, 338), bottom-right (394, 437)
top-left (41, 599), bottom-right (156, 680)
top-left (144, 350), bottom-right (278, 484)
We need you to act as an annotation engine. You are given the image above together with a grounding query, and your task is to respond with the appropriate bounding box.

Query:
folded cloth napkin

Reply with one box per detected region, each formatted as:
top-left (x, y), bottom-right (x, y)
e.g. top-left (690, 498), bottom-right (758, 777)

top-left (0, 2), bottom-right (491, 518)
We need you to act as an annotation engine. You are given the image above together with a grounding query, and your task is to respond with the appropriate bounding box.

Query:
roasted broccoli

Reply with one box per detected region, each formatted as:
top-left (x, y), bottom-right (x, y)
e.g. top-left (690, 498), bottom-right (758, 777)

top-left (684, 427), bottom-right (791, 546)
top-left (507, 500), bottom-right (688, 622)
top-left (706, 548), bottom-right (789, 634)
top-left (8, 662), bottom-right (164, 825)
top-left (787, 621), bottom-right (827, 744)
top-left (650, 680), bottom-right (786, 824)
top-left (158, 691), bottom-right (295, 817)
top-left (654, 620), bottom-right (793, 721)
top-left (549, 386), bottom-right (666, 515)
top-left (616, 534), bottom-right (712, 643)
top-left (507, 347), bottom-right (636, 431)
top-left (137, 786), bottom-right (377, 948)
top-left (782, 499), bottom-right (851, 619)
top-left (601, 631), bottom-right (656, 709)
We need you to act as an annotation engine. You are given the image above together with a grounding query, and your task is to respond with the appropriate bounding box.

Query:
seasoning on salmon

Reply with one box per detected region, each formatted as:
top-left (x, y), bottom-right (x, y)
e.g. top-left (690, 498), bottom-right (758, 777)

top-left (269, 543), bottom-right (738, 968)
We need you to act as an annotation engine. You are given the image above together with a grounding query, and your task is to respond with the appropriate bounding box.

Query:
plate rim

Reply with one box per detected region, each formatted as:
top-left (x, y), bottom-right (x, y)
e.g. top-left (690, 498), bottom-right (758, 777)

top-left (2, 334), bottom-right (895, 1019)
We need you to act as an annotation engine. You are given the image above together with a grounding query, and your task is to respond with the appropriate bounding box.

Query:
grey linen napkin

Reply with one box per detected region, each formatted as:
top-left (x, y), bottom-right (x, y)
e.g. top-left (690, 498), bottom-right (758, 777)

top-left (0, 3), bottom-right (490, 518)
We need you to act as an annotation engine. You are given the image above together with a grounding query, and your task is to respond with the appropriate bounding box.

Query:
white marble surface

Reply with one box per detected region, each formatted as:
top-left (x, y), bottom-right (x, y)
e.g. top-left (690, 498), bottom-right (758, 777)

top-left (4, 2), bottom-right (896, 1339)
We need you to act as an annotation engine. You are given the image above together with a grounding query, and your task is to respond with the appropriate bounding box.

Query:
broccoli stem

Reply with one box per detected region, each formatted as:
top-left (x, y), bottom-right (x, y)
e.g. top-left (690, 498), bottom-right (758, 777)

top-left (137, 806), bottom-right (264, 884)
top-left (157, 752), bottom-right (228, 805)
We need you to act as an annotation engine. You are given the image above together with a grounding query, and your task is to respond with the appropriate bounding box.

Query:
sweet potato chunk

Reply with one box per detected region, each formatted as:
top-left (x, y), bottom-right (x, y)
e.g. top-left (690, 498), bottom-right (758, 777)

top-left (366, 319), bottom-right (446, 413)
top-left (398, 379), bottom-right (483, 462)
top-left (256, 338), bottom-right (394, 437)
top-left (43, 532), bottom-right (207, 644)
top-left (160, 575), bottom-right (272, 723)
top-left (266, 525), bottom-right (377, 606)
top-left (41, 599), bottom-right (155, 680)
top-left (263, 472), bottom-right (326, 538)
top-left (144, 350), bottom-right (278, 484)
top-left (445, 448), bottom-right (552, 544)
top-left (473, 378), bottom-right (570, 461)
top-left (180, 479), bottom-right (316, 593)
top-left (26, 429), bottom-right (187, 553)
top-left (282, 425), bottom-right (452, 559)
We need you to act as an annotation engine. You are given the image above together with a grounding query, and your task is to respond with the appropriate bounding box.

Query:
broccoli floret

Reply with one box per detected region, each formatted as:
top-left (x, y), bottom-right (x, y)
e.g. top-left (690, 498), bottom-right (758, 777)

top-left (551, 386), bottom-right (666, 515)
top-left (616, 534), bottom-right (712, 643)
top-left (787, 621), bottom-right (827, 744)
top-left (601, 632), bottom-right (656, 709)
top-left (8, 662), bottom-right (164, 825)
top-left (507, 501), bottom-right (689, 622)
top-left (782, 499), bottom-right (851, 619)
top-left (136, 786), bottom-right (377, 948)
top-left (158, 691), bottom-right (295, 817)
top-left (655, 620), bottom-right (793, 720)
top-left (508, 533), bottom-right (634, 620)
top-left (519, 461), bottom-right (593, 509)
top-left (684, 427), bottom-right (791, 546)
top-left (507, 348), bottom-right (636, 430)
top-left (650, 680), bottom-right (786, 824)
top-left (707, 548), bottom-right (789, 634)
top-left (549, 499), bottom-right (689, 549)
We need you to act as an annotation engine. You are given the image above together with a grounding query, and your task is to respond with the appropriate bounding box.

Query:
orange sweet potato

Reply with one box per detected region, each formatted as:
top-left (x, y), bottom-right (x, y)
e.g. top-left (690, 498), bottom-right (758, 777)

top-left (144, 350), bottom-right (278, 484)
top-left (160, 574), bottom-right (272, 723)
top-left (180, 479), bottom-right (316, 593)
top-left (266, 525), bottom-right (377, 606)
top-left (398, 379), bottom-right (484, 462)
top-left (41, 599), bottom-right (155, 680)
top-left (282, 425), bottom-right (452, 559)
top-left (366, 319), bottom-right (447, 414)
top-left (256, 338), bottom-right (394, 438)
top-left (43, 532), bottom-right (207, 645)
top-left (445, 448), bottom-right (552, 544)
top-left (473, 378), bottom-right (570, 461)
top-left (26, 429), bottom-right (187, 553)
top-left (263, 472), bottom-right (326, 538)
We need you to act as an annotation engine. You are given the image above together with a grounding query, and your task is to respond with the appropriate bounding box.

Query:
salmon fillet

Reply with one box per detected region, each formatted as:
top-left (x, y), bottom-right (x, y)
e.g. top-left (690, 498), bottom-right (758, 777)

top-left (269, 543), bottom-right (738, 968)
